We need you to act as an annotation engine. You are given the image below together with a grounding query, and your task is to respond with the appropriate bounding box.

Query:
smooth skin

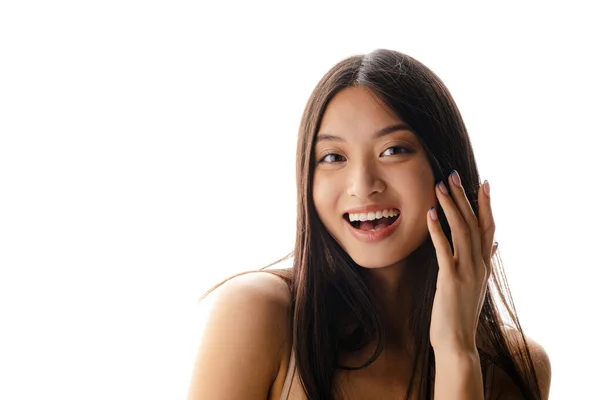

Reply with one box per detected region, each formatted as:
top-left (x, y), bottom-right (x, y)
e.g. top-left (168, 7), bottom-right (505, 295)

top-left (187, 272), bottom-right (292, 400)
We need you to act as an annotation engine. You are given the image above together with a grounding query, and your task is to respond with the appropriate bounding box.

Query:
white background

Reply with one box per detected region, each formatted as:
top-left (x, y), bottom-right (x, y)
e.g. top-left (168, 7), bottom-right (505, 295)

top-left (1, 1), bottom-right (597, 399)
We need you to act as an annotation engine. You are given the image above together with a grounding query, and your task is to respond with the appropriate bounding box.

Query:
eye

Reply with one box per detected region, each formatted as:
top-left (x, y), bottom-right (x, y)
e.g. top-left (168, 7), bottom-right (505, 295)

top-left (381, 145), bottom-right (412, 157)
top-left (318, 153), bottom-right (346, 163)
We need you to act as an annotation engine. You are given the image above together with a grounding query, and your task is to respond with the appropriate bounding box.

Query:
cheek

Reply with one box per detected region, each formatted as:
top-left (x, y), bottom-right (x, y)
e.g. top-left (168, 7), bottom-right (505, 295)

top-left (419, 175), bottom-right (436, 204)
top-left (312, 173), bottom-right (346, 236)
top-left (312, 173), bottom-right (335, 216)
top-left (393, 165), bottom-right (436, 209)
top-left (414, 162), bottom-right (436, 203)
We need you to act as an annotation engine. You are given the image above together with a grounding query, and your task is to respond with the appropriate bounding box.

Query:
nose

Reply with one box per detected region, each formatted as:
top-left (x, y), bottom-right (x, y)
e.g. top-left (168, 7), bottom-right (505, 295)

top-left (345, 163), bottom-right (386, 199)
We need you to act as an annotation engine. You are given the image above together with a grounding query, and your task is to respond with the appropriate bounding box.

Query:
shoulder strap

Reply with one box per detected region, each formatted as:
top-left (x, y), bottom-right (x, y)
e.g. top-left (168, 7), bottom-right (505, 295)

top-left (280, 347), bottom-right (296, 400)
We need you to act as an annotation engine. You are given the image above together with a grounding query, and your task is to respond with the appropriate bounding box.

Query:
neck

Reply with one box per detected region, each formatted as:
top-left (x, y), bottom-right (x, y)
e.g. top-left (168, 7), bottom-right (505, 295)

top-left (360, 261), bottom-right (416, 353)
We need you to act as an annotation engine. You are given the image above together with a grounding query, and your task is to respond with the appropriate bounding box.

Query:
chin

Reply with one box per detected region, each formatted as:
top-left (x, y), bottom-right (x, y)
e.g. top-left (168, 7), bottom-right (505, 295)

top-left (342, 236), bottom-right (429, 270)
top-left (346, 249), bottom-right (409, 269)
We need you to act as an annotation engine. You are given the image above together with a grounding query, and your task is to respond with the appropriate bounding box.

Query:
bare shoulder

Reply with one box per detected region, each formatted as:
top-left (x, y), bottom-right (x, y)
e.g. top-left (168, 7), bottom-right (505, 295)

top-left (491, 326), bottom-right (552, 400)
top-left (206, 271), bottom-right (292, 310)
top-left (187, 271), bottom-right (293, 400)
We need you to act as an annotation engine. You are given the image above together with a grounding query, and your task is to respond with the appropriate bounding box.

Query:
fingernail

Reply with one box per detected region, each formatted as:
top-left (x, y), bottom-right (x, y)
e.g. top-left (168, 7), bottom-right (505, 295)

top-left (437, 180), bottom-right (448, 195)
top-left (483, 180), bottom-right (490, 197)
top-left (429, 206), bottom-right (438, 220)
top-left (450, 170), bottom-right (461, 187)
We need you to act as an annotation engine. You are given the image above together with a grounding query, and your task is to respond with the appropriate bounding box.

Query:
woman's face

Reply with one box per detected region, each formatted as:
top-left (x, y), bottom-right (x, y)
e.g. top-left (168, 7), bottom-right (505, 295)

top-left (312, 86), bottom-right (436, 269)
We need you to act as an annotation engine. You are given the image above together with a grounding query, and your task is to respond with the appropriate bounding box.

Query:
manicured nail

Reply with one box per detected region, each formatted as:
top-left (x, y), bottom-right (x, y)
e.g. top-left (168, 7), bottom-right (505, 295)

top-left (429, 206), bottom-right (438, 220)
top-left (450, 170), bottom-right (461, 187)
top-left (437, 180), bottom-right (448, 195)
top-left (483, 180), bottom-right (490, 197)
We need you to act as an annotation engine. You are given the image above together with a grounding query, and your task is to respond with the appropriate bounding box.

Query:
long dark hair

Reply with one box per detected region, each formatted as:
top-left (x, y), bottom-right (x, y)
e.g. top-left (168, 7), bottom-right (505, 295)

top-left (201, 49), bottom-right (542, 400)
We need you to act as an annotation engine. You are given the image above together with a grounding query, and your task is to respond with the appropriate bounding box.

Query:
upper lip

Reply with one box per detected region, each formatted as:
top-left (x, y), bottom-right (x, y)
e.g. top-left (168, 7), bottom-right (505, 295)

top-left (343, 204), bottom-right (400, 215)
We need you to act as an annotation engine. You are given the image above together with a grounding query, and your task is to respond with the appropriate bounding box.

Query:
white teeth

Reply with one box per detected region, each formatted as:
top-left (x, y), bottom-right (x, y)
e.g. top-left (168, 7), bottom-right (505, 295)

top-left (348, 208), bottom-right (399, 222)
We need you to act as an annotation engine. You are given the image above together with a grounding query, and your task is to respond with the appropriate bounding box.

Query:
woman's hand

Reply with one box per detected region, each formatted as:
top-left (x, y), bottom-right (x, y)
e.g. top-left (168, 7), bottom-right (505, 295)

top-left (427, 170), bottom-right (496, 354)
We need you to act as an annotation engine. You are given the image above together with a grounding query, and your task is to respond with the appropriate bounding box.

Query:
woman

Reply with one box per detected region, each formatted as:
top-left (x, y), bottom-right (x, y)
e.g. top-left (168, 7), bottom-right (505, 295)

top-left (188, 49), bottom-right (551, 399)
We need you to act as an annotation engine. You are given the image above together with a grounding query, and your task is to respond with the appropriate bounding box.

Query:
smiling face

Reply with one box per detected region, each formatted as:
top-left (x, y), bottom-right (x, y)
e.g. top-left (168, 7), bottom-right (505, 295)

top-left (312, 86), bottom-right (437, 269)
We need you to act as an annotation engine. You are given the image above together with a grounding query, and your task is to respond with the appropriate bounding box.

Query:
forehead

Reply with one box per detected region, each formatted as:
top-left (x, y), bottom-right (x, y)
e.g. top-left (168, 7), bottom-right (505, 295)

top-left (318, 86), bottom-right (417, 142)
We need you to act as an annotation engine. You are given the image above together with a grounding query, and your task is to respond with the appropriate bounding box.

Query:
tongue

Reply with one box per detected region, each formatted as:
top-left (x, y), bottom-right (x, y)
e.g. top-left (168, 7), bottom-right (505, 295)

top-left (359, 217), bottom-right (394, 231)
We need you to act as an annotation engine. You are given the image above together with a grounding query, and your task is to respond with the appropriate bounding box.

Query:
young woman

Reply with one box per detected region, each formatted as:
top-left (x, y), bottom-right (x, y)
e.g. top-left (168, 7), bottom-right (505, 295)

top-left (188, 49), bottom-right (551, 400)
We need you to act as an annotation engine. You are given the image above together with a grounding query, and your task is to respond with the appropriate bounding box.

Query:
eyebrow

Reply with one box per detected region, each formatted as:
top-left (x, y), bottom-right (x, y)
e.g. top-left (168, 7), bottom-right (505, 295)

top-left (315, 123), bottom-right (414, 143)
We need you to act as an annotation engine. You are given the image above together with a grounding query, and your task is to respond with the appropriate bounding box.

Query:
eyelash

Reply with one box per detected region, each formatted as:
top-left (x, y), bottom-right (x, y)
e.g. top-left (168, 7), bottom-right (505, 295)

top-left (318, 145), bottom-right (413, 164)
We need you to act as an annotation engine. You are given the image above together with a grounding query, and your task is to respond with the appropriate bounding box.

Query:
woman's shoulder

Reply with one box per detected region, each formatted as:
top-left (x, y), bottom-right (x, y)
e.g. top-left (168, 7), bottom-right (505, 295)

top-left (213, 270), bottom-right (293, 305)
top-left (187, 270), bottom-right (293, 399)
top-left (491, 326), bottom-right (552, 399)
top-left (204, 270), bottom-right (294, 342)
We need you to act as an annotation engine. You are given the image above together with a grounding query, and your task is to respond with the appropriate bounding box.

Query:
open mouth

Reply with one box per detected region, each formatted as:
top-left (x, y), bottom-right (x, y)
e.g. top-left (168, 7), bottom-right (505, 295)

top-left (343, 210), bottom-right (401, 231)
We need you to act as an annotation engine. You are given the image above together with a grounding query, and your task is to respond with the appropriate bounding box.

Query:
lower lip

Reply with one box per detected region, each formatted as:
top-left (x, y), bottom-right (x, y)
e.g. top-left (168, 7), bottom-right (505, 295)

top-left (344, 214), bottom-right (402, 243)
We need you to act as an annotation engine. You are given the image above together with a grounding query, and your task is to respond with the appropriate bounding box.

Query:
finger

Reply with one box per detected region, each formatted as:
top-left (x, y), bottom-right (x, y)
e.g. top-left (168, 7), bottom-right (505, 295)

top-left (478, 180), bottom-right (496, 271)
top-left (436, 178), bottom-right (472, 270)
top-left (477, 241), bottom-right (496, 317)
top-left (427, 206), bottom-right (454, 277)
top-left (447, 170), bottom-right (483, 269)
